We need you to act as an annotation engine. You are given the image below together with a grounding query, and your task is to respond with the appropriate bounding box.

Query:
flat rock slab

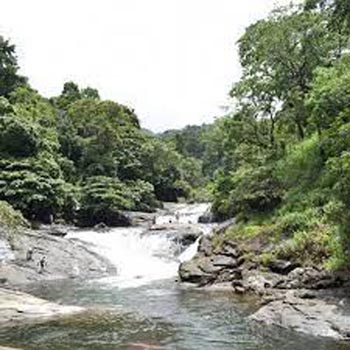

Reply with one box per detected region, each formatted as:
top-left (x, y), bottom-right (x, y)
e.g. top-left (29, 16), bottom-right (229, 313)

top-left (0, 288), bottom-right (83, 326)
top-left (212, 255), bottom-right (238, 268)
top-left (0, 228), bottom-right (116, 286)
top-left (250, 292), bottom-right (350, 340)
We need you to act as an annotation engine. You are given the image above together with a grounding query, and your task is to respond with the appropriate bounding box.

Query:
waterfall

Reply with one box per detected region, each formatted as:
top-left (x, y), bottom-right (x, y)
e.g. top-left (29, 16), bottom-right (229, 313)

top-left (67, 203), bottom-right (212, 289)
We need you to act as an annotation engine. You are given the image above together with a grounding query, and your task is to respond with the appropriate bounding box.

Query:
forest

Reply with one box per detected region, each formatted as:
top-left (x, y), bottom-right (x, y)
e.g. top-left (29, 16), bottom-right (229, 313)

top-left (0, 38), bottom-right (207, 227)
top-left (2, 0), bottom-right (350, 269)
top-left (165, 0), bottom-right (350, 269)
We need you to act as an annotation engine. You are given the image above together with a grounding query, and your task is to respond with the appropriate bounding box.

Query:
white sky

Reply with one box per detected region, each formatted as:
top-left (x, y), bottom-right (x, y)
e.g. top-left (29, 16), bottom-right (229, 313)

top-left (0, 0), bottom-right (297, 131)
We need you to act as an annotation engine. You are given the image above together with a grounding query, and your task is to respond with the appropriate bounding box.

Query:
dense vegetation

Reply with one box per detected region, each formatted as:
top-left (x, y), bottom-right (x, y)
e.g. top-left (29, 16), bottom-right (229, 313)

top-left (2, 0), bottom-right (350, 269)
top-left (194, 0), bottom-right (350, 269)
top-left (160, 0), bottom-right (350, 269)
top-left (0, 37), bottom-right (205, 226)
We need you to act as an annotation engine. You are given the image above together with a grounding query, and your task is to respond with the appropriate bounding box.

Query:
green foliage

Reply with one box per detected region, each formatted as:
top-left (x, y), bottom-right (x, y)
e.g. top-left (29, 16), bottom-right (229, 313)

top-left (0, 115), bottom-right (40, 157)
top-left (77, 176), bottom-right (158, 226)
top-left (0, 36), bottom-right (26, 97)
top-left (307, 58), bottom-right (350, 132)
top-left (212, 165), bottom-right (283, 220)
top-left (275, 225), bottom-right (332, 265)
top-left (276, 135), bottom-right (323, 188)
top-left (0, 158), bottom-right (66, 223)
top-left (0, 200), bottom-right (28, 229)
top-left (205, 2), bottom-right (350, 269)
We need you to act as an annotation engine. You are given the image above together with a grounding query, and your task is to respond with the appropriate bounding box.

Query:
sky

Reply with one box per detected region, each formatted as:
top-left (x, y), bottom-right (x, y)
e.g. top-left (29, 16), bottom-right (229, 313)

top-left (0, 0), bottom-right (297, 132)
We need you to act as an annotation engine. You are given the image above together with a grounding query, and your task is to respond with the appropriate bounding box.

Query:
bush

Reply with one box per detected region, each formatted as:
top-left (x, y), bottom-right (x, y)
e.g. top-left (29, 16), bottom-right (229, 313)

top-left (229, 166), bottom-right (283, 215)
top-left (0, 115), bottom-right (40, 157)
top-left (275, 225), bottom-right (332, 265)
top-left (0, 158), bottom-right (66, 223)
top-left (0, 200), bottom-right (28, 229)
top-left (275, 208), bottom-right (321, 237)
top-left (276, 135), bottom-right (323, 189)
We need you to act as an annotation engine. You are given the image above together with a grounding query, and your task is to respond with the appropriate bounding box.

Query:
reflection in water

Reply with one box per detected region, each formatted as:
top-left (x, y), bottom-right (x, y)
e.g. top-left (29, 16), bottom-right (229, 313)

top-left (7, 279), bottom-right (350, 350)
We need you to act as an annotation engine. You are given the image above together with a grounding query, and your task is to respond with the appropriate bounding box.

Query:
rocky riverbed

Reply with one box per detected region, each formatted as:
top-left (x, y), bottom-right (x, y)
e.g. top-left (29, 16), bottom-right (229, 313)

top-left (0, 205), bottom-right (206, 330)
top-left (0, 226), bottom-right (116, 288)
top-left (179, 233), bottom-right (350, 341)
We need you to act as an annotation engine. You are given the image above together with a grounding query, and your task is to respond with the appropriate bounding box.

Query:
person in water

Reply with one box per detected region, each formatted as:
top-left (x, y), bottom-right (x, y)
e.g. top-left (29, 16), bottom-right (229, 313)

top-left (175, 211), bottom-right (180, 222)
top-left (38, 256), bottom-right (47, 274)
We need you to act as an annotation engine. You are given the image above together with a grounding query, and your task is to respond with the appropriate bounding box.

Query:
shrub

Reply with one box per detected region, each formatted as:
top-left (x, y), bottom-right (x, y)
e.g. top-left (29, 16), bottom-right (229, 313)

top-left (0, 115), bottom-right (40, 157)
top-left (0, 200), bottom-right (28, 229)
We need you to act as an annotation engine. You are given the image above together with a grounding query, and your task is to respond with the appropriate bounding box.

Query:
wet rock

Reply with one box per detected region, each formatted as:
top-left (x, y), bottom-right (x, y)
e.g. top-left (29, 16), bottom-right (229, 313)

top-left (267, 259), bottom-right (300, 275)
top-left (274, 267), bottom-right (346, 290)
top-left (217, 269), bottom-right (242, 283)
top-left (212, 255), bottom-right (238, 268)
top-left (198, 212), bottom-right (215, 224)
top-left (220, 241), bottom-right (240, 258)
top-left (295, 290), bottom-right (317, 299)
top-left (179, 259), bottom-right (214, 285)
top-left (40, 225), bottom-right (68, 237)
top-left (234, 285), bottom-right (246, 294)
top-left (0, 229), bottom-right (116, 286)
top-left (250, 292), bottom-right (350, 340)
top-left (0, 288), bottom-right (84, 327)
top-left (94, 222), bottom-right (110, 233)
top-left (198, 236), bottom-right (213, 256)
top-left (242, 270), bottom-right (285, 294)
top-left (123, 211), bottom-right (156, 227)
top-left (151, 224), bottom-right (202, 247)
top-left (199, 259), bottom-right (224, 274)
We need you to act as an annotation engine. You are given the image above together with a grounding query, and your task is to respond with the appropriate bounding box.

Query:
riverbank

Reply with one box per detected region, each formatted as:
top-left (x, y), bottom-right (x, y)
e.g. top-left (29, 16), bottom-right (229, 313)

top-left (179, 232), bottom-right (350, 340)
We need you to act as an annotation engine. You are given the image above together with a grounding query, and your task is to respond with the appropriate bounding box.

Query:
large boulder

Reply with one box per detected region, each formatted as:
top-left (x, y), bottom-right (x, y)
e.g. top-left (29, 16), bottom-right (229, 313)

top-left (150, 224), bottom-right (203, 247)
top-left (250, 292), bottom-right (350, 340)
top-left (122, 211), bottom-right (156, 227)
top-left (211, 255), bottom-right (238, 268)
top-left (198, 212), bottom-right (215, 224)
top-left (197, 236), bottom-right (213, 256)
top-left (0, 229), bottom-right (116, 286)
top-left (267, 259), bottom-right (300, 275)
top-left (179, 258), bottom-right (215, 285)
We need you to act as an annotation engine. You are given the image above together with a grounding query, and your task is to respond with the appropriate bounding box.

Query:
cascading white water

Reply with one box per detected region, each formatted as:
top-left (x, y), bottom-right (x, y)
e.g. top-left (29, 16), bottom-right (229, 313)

top-left (67, 203), bottom-right (212, 289)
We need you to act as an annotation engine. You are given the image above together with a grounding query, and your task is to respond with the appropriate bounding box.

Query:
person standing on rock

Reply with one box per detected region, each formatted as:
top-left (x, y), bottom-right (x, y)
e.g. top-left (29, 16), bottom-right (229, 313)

top-left (26, 248), bottom-right (34, 261)
top-left (38, 256), bottom-right (47, 274)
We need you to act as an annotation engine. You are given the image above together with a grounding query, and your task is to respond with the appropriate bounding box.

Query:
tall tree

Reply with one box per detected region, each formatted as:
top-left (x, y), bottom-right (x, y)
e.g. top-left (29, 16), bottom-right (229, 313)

top-left (234, 6), bottom-right (335, 140)
top-left (0, 36), bottom-right (26, 97)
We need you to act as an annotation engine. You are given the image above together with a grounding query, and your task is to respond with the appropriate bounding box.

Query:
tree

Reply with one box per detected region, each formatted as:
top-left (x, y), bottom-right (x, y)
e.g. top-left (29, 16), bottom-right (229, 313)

top-left (235, 6), bottom-right (335, 140)
top-left (0, 36), bottom-right (26, 97)
top-left (307, 57), bottom-right (350, 133)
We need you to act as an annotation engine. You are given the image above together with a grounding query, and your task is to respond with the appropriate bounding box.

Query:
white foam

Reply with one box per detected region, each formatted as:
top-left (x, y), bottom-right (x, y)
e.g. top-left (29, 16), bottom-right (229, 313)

top-left (67, 204), bottom-right (212, 289)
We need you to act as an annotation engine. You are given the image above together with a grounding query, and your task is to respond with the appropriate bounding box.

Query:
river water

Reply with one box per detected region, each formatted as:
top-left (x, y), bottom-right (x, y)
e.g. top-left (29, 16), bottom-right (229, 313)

top-left (0, 204), bottom-right (349, 350)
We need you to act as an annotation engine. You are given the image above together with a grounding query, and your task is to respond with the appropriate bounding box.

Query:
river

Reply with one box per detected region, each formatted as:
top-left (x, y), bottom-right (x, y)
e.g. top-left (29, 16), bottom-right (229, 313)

top-left (0, 204), bottom-right (348, 350)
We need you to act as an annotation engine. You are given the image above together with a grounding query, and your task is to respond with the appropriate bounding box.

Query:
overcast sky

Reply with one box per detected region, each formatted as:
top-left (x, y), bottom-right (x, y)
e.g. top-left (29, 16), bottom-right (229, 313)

top-left (0, 0), bottom-right (297, 131)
